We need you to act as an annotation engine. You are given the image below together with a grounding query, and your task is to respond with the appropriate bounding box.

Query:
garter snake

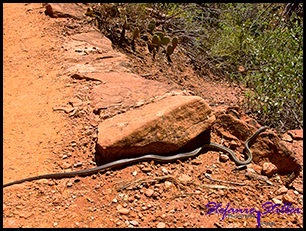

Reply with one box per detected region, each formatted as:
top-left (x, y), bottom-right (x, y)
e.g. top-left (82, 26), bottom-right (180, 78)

top-left (3, 126), bottom-right (268, 188)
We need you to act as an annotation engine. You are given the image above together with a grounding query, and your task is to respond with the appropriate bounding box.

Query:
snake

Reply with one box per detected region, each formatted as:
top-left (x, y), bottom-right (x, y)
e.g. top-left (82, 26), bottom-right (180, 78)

top-left (3, 126), bottom-right (268, 188)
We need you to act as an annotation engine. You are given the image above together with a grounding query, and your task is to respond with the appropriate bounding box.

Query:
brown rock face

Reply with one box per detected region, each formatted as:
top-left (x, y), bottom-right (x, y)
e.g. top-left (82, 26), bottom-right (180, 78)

top-left (96, 96), bottom-right (215, 164)
top-left (44, 3), bottom-right (87, 20)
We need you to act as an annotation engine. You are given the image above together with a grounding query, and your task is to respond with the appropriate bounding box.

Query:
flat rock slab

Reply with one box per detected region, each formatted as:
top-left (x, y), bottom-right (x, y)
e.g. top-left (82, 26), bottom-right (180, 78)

top-left (62, 31), bottom-right (130, 75)
top-left (96, 95), bottom-right (215, 164)
top-left (89, 71), bottom-right (181, 119)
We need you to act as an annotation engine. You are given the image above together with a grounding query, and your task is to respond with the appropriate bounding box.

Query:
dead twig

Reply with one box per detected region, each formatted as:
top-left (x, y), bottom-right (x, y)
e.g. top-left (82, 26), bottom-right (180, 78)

top-left (115, 175), bottom-right (237, 192)
top-left (53, 107), bottom-right (74, 114)
top-left (115, 176), bottom-right (186, 192)
top-left (204, 173), bottom-right (249, 186)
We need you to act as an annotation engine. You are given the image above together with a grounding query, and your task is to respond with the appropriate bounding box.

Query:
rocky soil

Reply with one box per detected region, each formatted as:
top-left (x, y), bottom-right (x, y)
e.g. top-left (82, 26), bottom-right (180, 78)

top-left (3, 3), bottom-right (303, 228)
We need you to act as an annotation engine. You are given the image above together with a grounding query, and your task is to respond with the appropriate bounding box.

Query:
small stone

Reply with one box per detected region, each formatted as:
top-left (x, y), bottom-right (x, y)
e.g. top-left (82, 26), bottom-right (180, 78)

top-left (276, 185), bottom-right (288, 195)
top-left (141, 166), bottom-right (152, 172)
top-left (157, 222), bottom-right (166, 228)
top-left (48, 180), bottom-right (55, 186)
top-left (61, 162), bottom-right (72, 169)
top-left (219, 154), bottom-right (229, 162)
top-left (144, 189), bottom-right (154, 197)
top-left (36, 179), bottom-right (49, 184)
top-left (161, 167), bottom-right (168, 174)
top-left (130, 220), bottom-right (139, 226)
top-left (74, 162), bottom-right (82, 167)
top-left (191, 158), bottom-right (202, 165)
top-left (117, 208), bottom-right (130, 215)
top-left (164, 181), bottom-right (172, 191)
top-left (230, 140), bottom-right (238, 149)
top-left (282, 193), bottom-right (295, 204)
top-left (247, 164), bottom-right (262, 174)
top-left (18, 211), bottom-right (34, 219)
top-left (272, 197), bottom-right (282, 205)
top-left (67, 182), bottom-right (73, 187)
top-left (261, 162), bottom-right (278, 177)
top-left (179, 174), bottom-right (192, 184)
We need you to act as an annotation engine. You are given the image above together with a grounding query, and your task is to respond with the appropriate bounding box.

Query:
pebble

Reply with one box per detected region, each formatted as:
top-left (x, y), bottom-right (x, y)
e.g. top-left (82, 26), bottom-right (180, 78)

top-left (219, 154), bottom-right (229, 162)
top-left (261, 162), bottom-right (278, 177)
top-left (130, 220), bottom-right (139, 226)
top-left (282, 193), bottom-right (295, 204)
top-left (191, 158), bottom-right (202, 165)
top-left (141, 166), bottom-right (152, 172)
top-left (61, 162), bottom-right (72, 169)
top-left (272, 197), bottom-right (282, 204)
top-left (179, 174), bottom-right (192, 184)
top-left (157, 222), bottom-right (166, 228)
top-left (48, 180), bottom-right (55, 186)
top-left (276, 185), bottom-right (288, 195)
top-left (67, 182), bottom-right (73, 187)
top-left (117, 208), bottom-right (130, 215)
top-left (230, 140), bottom-right (238, 149)
top-left (134, 194), bottom-right (141, 200)
top-left (144, 189), bottom-right (154, 197)
top-left (161, 167), bottom-right (168, 174)
top-left (164, 181), bottom-right (172, 191)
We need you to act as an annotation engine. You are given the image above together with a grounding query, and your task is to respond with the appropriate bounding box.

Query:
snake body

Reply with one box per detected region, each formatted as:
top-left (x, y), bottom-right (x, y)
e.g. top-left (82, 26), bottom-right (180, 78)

top-left (3, 126), bottom-right (268, 188)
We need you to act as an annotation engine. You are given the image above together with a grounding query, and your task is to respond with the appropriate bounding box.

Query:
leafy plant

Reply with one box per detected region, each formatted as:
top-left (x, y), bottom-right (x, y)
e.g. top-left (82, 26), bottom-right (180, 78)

top-left (148, 19), bottom-right (156, 34)
top-left (131, 27), bottom-right (140, 51)
top-left (119, 16), bottom-right (128, 47)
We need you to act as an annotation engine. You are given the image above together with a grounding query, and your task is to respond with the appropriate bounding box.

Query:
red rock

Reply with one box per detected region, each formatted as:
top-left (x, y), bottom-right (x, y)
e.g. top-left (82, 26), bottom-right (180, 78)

top-left (276, 185), bottom-right (288, 195)
top-left (141, 166), bottom-right (152, 172)
top-left (261, 162), bottom-right (278, 177)
top-left (130, 220), bottom-right (139, 226)
top-left (219, 154), bottom-right (229, 162)
top-left (44, 3), bottom-right (87, 20)
top-left (179, 174), bottom-right (193, 184)
top-left (96, 95), bottom-right (215, 163)
top-left (157, 222), bottom-right (166, 228)
top-left (287, 130), bottom-right (303, 140)
top-left (282, 193), bottom-right (295, 204)
top-left (144, 189), bottom-right (154, 197)
top-left (117, 208), bottom-right (130, 215)
top-left (229, 140), bottom-right (238, 149)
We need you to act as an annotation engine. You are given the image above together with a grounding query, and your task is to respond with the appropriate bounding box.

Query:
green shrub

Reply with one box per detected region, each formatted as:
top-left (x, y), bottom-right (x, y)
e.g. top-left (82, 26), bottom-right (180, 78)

top-left (243, 15), bottom-right (303, 129)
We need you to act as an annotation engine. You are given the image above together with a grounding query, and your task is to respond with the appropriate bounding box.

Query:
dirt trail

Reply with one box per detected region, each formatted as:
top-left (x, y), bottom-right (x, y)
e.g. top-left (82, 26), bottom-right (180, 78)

top-left (3, 3), bottom-right (71, 184)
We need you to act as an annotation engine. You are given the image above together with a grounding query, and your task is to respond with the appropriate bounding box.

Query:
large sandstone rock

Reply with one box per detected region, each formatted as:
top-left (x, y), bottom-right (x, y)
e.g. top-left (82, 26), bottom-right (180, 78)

top-left (96, 95), bottom-right (215, 164)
